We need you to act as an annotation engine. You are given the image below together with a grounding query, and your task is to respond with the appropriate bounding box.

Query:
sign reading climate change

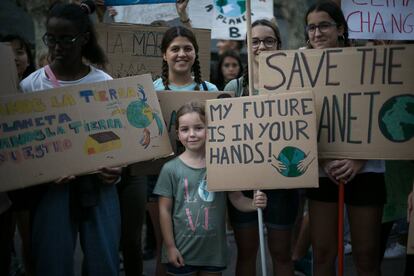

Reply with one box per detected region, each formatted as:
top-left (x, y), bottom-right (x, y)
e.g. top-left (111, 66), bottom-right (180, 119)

top-left (342, 1), bottom-right (414, 40)
top-left (189, 0), bottom-right (274, 39)
top-left (259, 44), bottom-right (414, 160)
top-left (206, 91), bottom-right (319, 191)
top-left (0, 75), bottom-right (173, 192)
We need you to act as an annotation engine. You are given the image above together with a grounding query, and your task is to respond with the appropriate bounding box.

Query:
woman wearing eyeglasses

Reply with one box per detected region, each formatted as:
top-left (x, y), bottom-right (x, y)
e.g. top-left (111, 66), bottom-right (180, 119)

top-left (224, 19), bottom-right (299, 276)
top-left (304, 2), bottom-right (385, 276)
top-left (215, 50), bottom-right (243, 90)
top-left (20, 1), bottom-right (121, 276)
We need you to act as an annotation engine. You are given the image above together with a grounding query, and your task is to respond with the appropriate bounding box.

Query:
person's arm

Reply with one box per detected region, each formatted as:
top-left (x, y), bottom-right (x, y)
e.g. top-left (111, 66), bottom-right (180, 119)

top-left (158, 196), bottom-right (185, 267)
top-left (228, 190), bottom-right (267, 212)
top-left (176, 0), bottom-right (192, 28)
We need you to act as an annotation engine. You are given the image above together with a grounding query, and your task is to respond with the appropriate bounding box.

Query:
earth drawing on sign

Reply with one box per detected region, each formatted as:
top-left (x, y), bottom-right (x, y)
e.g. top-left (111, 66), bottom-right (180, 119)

top-left (126, 85), bottom-right (164, 148)
top-left (271, 146), bottom-right (314, 177)
top-left (215, 0), bottom-right (246, 17)
top-left (378, 94), bottom-right (414, 143)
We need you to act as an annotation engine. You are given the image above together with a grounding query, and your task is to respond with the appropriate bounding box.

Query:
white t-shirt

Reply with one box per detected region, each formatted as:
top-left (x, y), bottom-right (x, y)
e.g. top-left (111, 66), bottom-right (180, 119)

top-left (20, 65), bottom-right (112, 92)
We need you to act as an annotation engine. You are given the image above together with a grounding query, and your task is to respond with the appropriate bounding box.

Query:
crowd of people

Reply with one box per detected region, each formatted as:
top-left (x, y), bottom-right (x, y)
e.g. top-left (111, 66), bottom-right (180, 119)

top-left (0, 0), bottom-right (413, 276)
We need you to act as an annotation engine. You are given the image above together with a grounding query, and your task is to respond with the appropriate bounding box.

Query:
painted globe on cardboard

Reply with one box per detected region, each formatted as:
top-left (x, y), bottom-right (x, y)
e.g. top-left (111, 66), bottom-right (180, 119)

top-left (378, 95), bottom-right (414, 142)
top-left (215, 0), bottom-right (246, 16)
top-left (276, 146), bottom-right (306, 177)
top-left (126, 101), bottom-right (153, 129)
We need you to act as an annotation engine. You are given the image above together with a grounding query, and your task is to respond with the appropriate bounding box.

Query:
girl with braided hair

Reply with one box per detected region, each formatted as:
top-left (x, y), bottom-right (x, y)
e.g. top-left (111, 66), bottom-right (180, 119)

top-left (224, 19), bottom-right (299, 276)
top-left (153, 26), bottom-right (217, 91)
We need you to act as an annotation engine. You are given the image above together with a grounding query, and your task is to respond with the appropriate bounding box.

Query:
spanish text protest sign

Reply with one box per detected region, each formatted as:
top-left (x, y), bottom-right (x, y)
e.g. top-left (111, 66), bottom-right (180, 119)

top-left (0, 74), bottom-right (173, 192)
top-left (342, 1), bottom-right (414, 40)
top-left (206, 91), bottom-right (319, 191)
top-left (259, 44), bottom-right (414, 159)
top-left (96, 23), bottom-right (211, 80)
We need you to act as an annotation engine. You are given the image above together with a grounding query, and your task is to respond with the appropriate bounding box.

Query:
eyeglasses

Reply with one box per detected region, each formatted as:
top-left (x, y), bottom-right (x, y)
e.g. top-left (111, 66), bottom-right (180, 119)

top-left (306, 22), bottom-right (338, 34)
top-left (42, 33), bottom-right (82, 48)
top-left (252, 37), bottom-right (278, 48)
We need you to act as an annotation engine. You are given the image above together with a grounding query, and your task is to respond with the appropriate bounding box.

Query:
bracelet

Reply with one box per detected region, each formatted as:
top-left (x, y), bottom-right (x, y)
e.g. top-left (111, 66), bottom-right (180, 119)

top-left (180, 18), bottom-right (190, 23)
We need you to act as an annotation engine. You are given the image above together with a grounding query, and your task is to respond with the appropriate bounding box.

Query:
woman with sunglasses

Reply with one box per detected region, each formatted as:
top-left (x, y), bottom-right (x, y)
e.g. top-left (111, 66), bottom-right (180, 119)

top-left (224, 19), bottom-right (299, 276)
top-left (20, 1), bottom-right (121, 275)
top-left (304, 2), bottom-right (385, 276)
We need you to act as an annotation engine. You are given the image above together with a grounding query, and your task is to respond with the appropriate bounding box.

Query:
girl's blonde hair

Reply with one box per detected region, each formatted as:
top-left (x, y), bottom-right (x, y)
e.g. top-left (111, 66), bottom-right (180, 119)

top-left (175, 101), bottom-right (206, 131)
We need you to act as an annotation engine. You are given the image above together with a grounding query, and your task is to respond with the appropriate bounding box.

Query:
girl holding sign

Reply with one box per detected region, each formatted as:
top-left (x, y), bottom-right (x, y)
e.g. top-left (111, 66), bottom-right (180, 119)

top-left (303, 2), bottom-right (386, 276)
top-left (224, 19), bottom-right (300, 276)
top-left (155, 101), bottom-right (267, 276)
top-left (20, 1), bottom-right (121, 275)
top-left (150, 25), bottom-right (219, 275)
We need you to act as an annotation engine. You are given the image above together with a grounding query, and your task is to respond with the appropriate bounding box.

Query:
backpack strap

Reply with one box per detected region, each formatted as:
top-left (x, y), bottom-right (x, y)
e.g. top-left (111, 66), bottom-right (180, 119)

top-left (44, 65), bottom-right (60, 88)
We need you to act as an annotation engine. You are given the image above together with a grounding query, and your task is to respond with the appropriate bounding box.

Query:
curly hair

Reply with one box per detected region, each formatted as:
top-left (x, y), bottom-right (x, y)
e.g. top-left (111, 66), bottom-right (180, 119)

top-left (47, 0), bottom-right (107, 66)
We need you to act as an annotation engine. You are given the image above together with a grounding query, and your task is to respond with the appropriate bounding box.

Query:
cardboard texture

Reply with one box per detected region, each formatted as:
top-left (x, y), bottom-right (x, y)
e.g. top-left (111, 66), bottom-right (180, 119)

top-left (342, 1), bottom-right (414, 40)
top-left (206, 91), bottom-right (319, 191)
top-left (408, 182), bottom-right (414, 254)
top-left (0, 43), bottom-right (19, 96)
top-left (96, 23), bottom-right (211, 81)
top-left (130, 90), bottom-right (234, 175)
top-left (259, 44), bottom-right (414, 160)
top-left (0, 74), bottom-right (173, 192)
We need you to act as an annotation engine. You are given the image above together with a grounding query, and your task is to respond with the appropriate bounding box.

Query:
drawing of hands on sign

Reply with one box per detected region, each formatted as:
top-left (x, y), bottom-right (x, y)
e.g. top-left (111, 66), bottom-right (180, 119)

top-left (297, 152), bottom-right (315, 174)
top-left (271, 154), bottom-right (286, 173)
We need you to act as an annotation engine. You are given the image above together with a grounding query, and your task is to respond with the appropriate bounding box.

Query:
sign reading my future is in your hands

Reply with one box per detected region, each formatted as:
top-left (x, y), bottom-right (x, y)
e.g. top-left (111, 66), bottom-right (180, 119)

top-left (0, 74), bottom-right (173, 192)
top-left (259, 44), bottom-right (414, 160)
top-left (206, 91), bottom-right (319, 191)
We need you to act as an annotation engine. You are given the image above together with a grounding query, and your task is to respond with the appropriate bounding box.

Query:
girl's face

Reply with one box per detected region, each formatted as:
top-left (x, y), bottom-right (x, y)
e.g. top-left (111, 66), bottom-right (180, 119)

top-left (306, 11), bottom-right (343, 49)
top-left (177, 112), bottom-right (206, 152)
top-left (221, 56), bottom-right (240, 82)
top-left (163, 36), bottom-right (196, 75)
top-left (45, 17), bottom-right (88, 64)
top-left (10, 39), bottom-right (29, 79)
top-left (252, 25), bottom-right (279, 58)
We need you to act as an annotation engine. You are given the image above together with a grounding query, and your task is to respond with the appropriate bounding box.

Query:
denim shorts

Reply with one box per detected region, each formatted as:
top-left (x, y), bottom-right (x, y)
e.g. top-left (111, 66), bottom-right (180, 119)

top-left (228, 189), bottom-right (299, 230)
top-left (166, 264), bottom-right (226, 275)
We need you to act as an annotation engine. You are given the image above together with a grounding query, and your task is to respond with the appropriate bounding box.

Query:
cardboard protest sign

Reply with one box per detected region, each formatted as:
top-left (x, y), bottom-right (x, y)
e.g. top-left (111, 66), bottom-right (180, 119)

top-left (259, 45), bottom-right (414, 160)
top-left (0, 74), bottom-right (173, 192)
top-left (130, 90), bottom-right (234, 175)
top-left (342, 1), bottom-right (414, 40)
top-left (96, 23), bottom-right (211, 81)
top-left (106, 0), bottom-right (175, 5)
top-left (114, 0), bottom-right (274, 40)
top-left (0, 43), bottom-right (19, 96)
top-left (189, 0), bottom-right (274, 40)
top-left (206, 91), bottom-right (319, 191)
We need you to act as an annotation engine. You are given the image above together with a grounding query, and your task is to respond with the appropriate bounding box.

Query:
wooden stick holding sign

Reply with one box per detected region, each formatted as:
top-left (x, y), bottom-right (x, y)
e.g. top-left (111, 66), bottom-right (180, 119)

top-left (338, 180), bottom-right (345, 276)
top-left (245, 1), bottom-right (267, 275)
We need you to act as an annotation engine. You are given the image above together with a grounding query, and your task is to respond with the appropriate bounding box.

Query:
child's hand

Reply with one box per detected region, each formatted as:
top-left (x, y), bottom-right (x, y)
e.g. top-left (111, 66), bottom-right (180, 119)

top-left (252, 190), bottom-right (267, 209)
top-left (408, 191), bottom-right (413, 223)
top-left (167, 246), bottom-right (185, 267)
top-left (98, 167), bottom-right (122, 185)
